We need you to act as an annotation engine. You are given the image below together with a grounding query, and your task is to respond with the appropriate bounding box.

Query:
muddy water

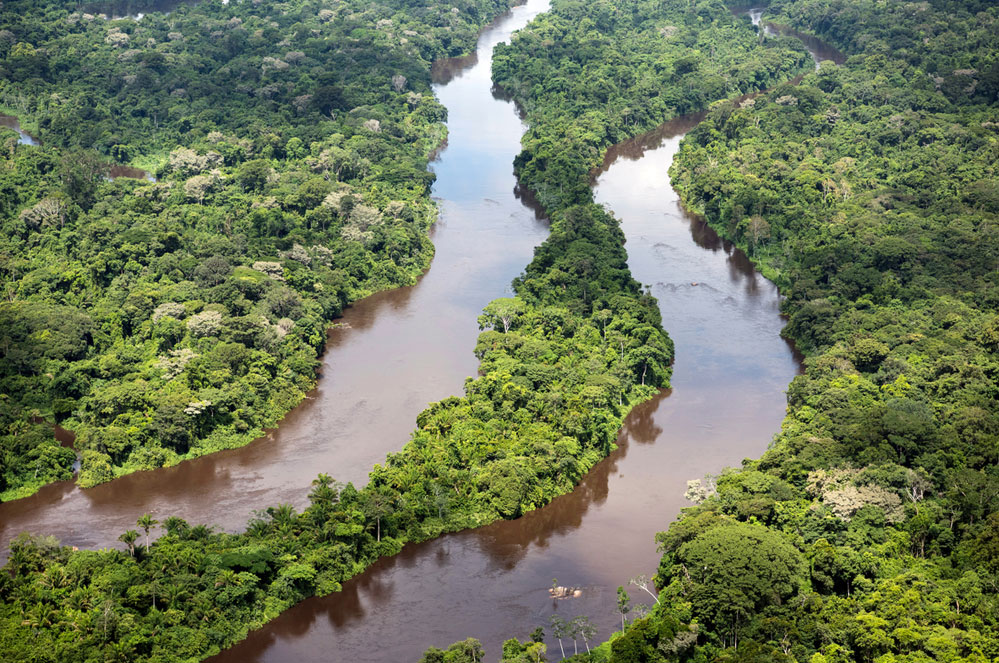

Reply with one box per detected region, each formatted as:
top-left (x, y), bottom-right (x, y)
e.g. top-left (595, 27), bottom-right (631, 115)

top-left (0, 0), bottom-right (550, 561)
top-left (206, 17), bottom-right (813, 663)
top-left (0, 113), bottom-right (156, 180)
top-left (765, 21), bottom-right (846, 67)
top-left (5, 0), bottom-right (834, 657)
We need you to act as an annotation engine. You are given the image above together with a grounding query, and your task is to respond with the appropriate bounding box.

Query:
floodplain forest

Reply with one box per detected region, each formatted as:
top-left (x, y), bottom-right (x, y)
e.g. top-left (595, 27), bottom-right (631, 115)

top-left (432, 0), bottom-right (999, 661)
top-left (1, 0), bottom-right (998, 662)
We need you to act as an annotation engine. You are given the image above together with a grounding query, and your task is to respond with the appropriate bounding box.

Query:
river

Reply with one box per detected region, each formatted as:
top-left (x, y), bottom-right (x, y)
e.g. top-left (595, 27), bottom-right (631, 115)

top-left (3, 1), bottom-right (833, 659)
top-left (0, 114), bottom-right (40, 146)
top-left (736, 6), bottom-right (846, 67)
top-left (205, 3), bottom-right (815, 661)
top-left (0, 113), bottom-right (156, 180)
top-left (0, 0), bottom-right (550, 561)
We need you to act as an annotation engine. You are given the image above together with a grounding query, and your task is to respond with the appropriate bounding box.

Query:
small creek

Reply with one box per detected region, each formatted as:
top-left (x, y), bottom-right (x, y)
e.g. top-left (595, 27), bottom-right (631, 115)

top-left (0, 113), bottom-right (156, 180)
top-left (0, 114), bottom-right (40, 146)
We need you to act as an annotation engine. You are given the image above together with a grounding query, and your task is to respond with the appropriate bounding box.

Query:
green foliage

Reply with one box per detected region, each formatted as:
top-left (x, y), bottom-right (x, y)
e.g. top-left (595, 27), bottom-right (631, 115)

top-left (420, 638), bottom-right (487, 663)
top-left (0, 0), bottom-right (679, 659)
top-left (663, 521), bottom-right (806, 644)
top-left (598, 0), bottom-right (999, 661)
top-left (493, 0), bottom-right (812, 210)
top-left (0, 0), bottom-right (515, 497)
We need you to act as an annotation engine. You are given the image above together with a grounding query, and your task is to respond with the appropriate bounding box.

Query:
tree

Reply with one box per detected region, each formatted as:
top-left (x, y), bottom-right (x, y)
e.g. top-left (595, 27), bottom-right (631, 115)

top-left (235, 159), bottom-right (272, 191)
top-left (616, 586), bottom-right (632, 632)
top-left (419, 638), bottom-right (485, 663)
top-left (60, 150), bottom-right (103, 208)
top-left (308, 473), bottom-right (342, 509)
top-left (184, 174), bottom-right (216, 204)
top-left (478, 297), bottom-right (526, 333)
top-left (743, 215), bottom-right (771, 254)
top-left (549, 615), bottom-right (568, 659)
top-left (571, 616), bottom-right (596, 654)
top-left (137, 514), bottom-right (159, 552)
top-left (629, 575), bottom-right (660, 605)
top-left (362, 489), bottom-right (393, 542)
top-left (118, 530), bottom-right (138, 557)
top-left (670, 523), bottom-right (805, 647)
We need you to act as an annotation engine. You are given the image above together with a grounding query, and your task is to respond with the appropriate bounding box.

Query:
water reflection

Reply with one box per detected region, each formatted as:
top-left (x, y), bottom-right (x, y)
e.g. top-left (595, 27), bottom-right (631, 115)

top-left (0, 114), bottom-right (40, 145)
top-left (730, 5), bottom-right (846, 66)
top-left (0, 113), bottom-right (155, 181)
top-left (9, 0), bottom-right (835, 657)
top-left (207, 1), bottom-right (811, 657)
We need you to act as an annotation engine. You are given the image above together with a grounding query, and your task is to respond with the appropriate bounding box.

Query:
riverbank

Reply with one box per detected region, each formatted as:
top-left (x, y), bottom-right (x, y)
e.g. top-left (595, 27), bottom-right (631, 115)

top-left (0, 0), bottom-right (524, 500)
top-left (0, 0), bottom-right (551, 557)
top-left (585, 0), bottom-right (999, 659)
top-left (0, 0), bottom-right (813, 660)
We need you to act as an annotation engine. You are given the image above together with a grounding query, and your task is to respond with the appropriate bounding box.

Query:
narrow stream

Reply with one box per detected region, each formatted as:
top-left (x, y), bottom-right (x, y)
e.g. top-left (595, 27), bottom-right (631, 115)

top-left (735, 6), bottom-right (845, 66)
top-left (0, 113), bottom-right (156, 180)
top-left (0, 114), bottom-right (40, 146)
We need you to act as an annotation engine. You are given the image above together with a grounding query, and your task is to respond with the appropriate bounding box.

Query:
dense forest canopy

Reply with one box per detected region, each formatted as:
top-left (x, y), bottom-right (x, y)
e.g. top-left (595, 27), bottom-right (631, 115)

top-left (428, 0), bottom-right (999, 661)
top-left (3, 0), bottom-right (998, 660)
top-left (492, 0), bottom-right (812, 209)
top-left (0, 0), bottom-right (515, 498)
top-left (0, 0), bottom-right (678, 659)
top-left (0, 0), bottom-right (818, 659)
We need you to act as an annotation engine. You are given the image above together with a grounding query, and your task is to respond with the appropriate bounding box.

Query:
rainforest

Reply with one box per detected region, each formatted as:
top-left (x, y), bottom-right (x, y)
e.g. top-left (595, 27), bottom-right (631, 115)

top-left (1, 0), bottom-right (997, 662)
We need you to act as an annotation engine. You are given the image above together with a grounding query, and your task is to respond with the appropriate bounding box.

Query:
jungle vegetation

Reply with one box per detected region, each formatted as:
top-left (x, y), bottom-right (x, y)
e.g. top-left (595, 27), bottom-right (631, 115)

top-left (432, 0), bottom-right (999, 661)
top-left (641, 1), bottom-right (999, 656)
top-left (0, 0), bottom-right (516, 498)
top-left (4, 0), bottom-right (997, 661)
top-left (0, 0), bottom-right (679, 659)
top-left (492, 0), bottom-right (812, 210)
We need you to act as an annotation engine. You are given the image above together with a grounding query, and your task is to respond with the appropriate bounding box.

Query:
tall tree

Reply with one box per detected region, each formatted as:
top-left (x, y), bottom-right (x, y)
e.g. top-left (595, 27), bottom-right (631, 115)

top-left (136, 514), bottom-right (159, 552)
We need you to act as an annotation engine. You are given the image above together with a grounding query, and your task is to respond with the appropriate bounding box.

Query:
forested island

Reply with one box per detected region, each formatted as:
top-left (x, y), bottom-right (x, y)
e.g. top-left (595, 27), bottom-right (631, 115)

top-left (2, 0), bottom-right (998, 661)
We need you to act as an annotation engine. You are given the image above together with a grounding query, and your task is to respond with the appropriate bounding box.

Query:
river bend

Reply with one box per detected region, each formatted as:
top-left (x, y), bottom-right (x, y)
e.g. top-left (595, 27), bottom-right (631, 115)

top-left (209, 3), bottom-right (809, 660)
top-left (5, 2), bottom-right (828, 660)
top-left (0, 0), bottom-right (550, 562)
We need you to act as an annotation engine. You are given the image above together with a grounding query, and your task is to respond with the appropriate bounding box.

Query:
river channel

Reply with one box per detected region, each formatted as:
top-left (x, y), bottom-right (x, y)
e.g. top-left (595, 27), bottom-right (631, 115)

top-left (0, 0), bottom-right (551, 559)
top-left (3, 1), bottom-right (834, 659)
top-left (205, 3), bottom-right (817, 661)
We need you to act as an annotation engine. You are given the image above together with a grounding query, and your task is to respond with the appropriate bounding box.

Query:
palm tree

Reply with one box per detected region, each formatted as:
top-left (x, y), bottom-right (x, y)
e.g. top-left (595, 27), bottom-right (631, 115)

top-left (549, 615), bottom-right (568, 659)
top-left (617, 586), bottom-right (632, 632)
top-left (308, 474), bottom-right (343, 524)
top-left (267, 503), bottom-right (297, 533)
top-left (161, 582), bottom-right (189, 610)
top-left (118, 530), bottom-right (138, 557)
top-left (189, 524), bottom-right (213, 541)
top-left (20, 602), bottom-right (55, 633)
top-left (573, 616), bottom-right (597, 654)
top-left (137, 513), bottom-right (159, 552)
top-left (213, 569), bottom-right (242, 589)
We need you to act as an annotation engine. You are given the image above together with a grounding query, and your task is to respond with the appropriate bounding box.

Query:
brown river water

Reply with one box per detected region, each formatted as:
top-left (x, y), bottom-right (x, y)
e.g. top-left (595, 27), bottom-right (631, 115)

top-left (2, 1), bottom-right (838, 659)
top-left (0, 0), bottom-right (552, 560)
top-left (0, 113), bottom-right (155, 180)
